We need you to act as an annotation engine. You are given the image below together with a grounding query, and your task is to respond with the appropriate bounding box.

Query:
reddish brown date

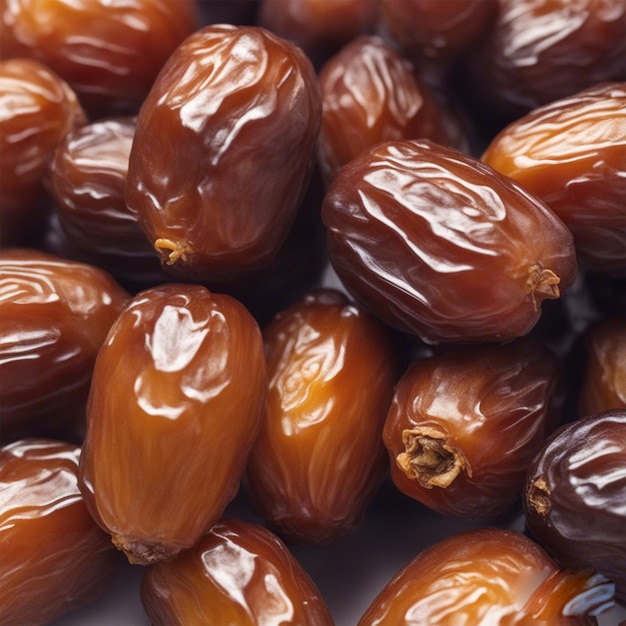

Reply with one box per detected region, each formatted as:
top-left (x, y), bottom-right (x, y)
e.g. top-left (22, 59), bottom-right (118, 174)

top-left (383, 338), bottom-right (559, 521)
top-left (125, 24), bottom-right (322, 280)
top-left (0, 439), bottom-right (122, 625)
top-left (141, 518), bottom-right (334, 626)
top-left (0, 0), bottom-right (199, 117)
top-left (246, 288), bottom-right (401, 544)
top-left (482, 82), bottom-right (626, 274)
top-left (322, 139), bottom-right (578, 344)
top-left (524, 409), bottom-right (626, 602)
top-left (0, 248), bottom-right (130, 443)
top-left (357, 527), bottom-right (614, 625)
top-left (78, 283), bottom-right (267, 565)
top-left (0, 58), bottom-right (86, 246)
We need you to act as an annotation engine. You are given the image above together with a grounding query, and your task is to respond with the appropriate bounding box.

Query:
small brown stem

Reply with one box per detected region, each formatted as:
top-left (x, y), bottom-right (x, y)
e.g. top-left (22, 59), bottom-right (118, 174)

top-left (112, 533), bottom-right (180, 565)
top-left (528, 477), bottom-right (552, 517)
top-left (154, 238), bottom-right (191, 265)
top-left (526, 263), bottom-right (560, 310)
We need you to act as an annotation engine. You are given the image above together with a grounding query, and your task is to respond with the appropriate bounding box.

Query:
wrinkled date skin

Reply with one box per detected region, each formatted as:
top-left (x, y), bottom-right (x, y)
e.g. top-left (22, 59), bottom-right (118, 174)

top-left (524, 409), bottom-right (626, 602)
top-left (383, 338), bottom-right (559, 521)
top-left (322, 139), bottom-right (578, 344)
top-left (0, 58), bottom-right (86, 247)
top-left (0, 248), bottom-right (130, 443)
top-left (357, 528), bottom-right (614, 625)
top-left (0, 439), bottom-right (122, 625)
top-left (78, 283), bottom-right (267, 565)
top-left (246, 288), bottom-right (401, 544)
top-left (482, 82), bottom-right (626, 274)
top-left (125, 24), bottom-right (322, 280)
top-left (317, 35), bottom-right (467, 185)
top-left (0, 0), bottom-right (199, 117)
top-left (141, 518), bottom-right (335, 626)
top-left (48, 116), bottom-right (170, 292)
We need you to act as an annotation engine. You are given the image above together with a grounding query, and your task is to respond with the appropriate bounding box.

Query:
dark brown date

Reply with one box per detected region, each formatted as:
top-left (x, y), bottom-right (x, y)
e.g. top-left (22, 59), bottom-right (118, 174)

top-left (0, 248), bottom-right (130, 443)
top-left (0, 439), bottom-right (122, 625)
top-left (358, 527), bottom-right (614, 625)
top-left (0, 58), bottom-right (86, 247)
top-left (78, 283), bottom-right (267, 565)
top-left (125, 24), bottom-right (322, 280)
top-left (524, 409), bottom-right (626, 602)
top-left (246, 288), bottom-right (401, 544)
top-left (141, 518), bottom-right (335, 625)
top-left (322, 139), bottom-right (578, 344)
top-left (383, 338), bottom-right (559, 521)
top-left (482, 82), bottom-right (626, 274)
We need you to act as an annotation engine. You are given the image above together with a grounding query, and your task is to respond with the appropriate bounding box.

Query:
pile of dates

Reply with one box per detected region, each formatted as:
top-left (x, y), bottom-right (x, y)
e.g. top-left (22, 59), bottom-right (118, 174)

top-left (1, 1), bottom-right (625, 624)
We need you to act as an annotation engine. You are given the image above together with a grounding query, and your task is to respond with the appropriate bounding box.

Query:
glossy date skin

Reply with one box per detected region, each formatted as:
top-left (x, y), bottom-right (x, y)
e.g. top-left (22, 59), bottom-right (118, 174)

top-left (0, 248), bottom-right (130, 443)
top-left (0, 439), bottom-right (122, 625)
top-left (482, 82), bottom-right (626, 274)
top-left (141, 518), bottom-right (335, 626)
top-left (358, 528), bottom-right (614, 625)
top-left (0, 58), bottom-right (86, 247)
top-left (322, 139), bottom-right (578, 344)
top-left (78, 283), bottom-right (267, 565)
top-left (0, 0), bottom-right (200, 117)
top-left (125, 24), bottom-right (322, 280)
top-left (246, 288), bottom-right (401, 544)
top-left (383, 338), bottom-right (559, 521)
top-left (524, 409), bottom-right (626, 602)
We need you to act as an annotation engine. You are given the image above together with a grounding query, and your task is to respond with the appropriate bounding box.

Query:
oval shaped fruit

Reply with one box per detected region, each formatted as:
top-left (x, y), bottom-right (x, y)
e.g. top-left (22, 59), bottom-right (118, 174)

top-left (322, 139), bottom-right (578, 344)
top-left (78, 283), bottom-right (267, 565)
top-left (125, 24), bottom-right (322, 280)
top-left (141, 518), bottom-right (335, 626)
top-left (482, 82), bottom-right (626, 274)
top-left (0, 439), bottom-right (122, 625)
top-left (383, 338), bottom-right (559, 521)
top-left (0, 248), bottom-right (130, 443)
top-left (246, 288), bottom-right (401, 544)
top-left (523, 409), bottom-right (626, 602)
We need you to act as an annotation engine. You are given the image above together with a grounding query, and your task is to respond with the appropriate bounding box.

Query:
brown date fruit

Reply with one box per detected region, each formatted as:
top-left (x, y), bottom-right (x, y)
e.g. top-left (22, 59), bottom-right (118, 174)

top-left (357, 527), bottom-right (615, 625)
top-left (0, 439), bottom-right (122, 625)
top-left (0, 248), bottom-right (130, 443)
top-left (383, 338), bottom-right (559, 521)
top-left (317, 34), bottom-right (468, 185)
top-left (78, 283), bottom-right (267, 565)
top-left (322, 139), bottom-right (578, 344)
top-left (141, 518), bottom-right (335, 626)
top-left (482, 82), bottom-right (626, 274)
top-left (246, 288), bottom-right (401, 544)
top-left (125, 24), bottom-right (322, 281)
top-left (0, 0), bottom-right (200, 118)
top-left (0, 58), bottom-right (86, 247)
top-left (524, 409), bottom-right (626, 602)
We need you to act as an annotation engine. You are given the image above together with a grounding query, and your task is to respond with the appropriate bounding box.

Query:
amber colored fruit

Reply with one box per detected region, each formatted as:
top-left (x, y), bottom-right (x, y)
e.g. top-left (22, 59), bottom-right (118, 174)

top-left (482, 82), bottom-right (626, 274)
top-left (383, 338), bottom-right (559, 521)
top-left (0, 0), bottom-right (199, 117)
top-left (78, 283), bottom-right (267, 565)
top-left (357, 527), bottom-right (615, 625)
top-left (524, 409), bottom-right (626, 602)
top-left (317, 34), bottom-right (468, 185)
top-left (246, 288), bottom-right (401, 544)
top-left (0, 248), bottom-right (130, 443)
top-left (322, 139), bottom-right (578, 344)
top-left (0, 439), bottom-right (122, 625)
top-left (141, 518), bottom-right (335, 626)
top-left (125, 24), bottom-right (321, 280)
top-left (0, 58), bottom-right (86, 247)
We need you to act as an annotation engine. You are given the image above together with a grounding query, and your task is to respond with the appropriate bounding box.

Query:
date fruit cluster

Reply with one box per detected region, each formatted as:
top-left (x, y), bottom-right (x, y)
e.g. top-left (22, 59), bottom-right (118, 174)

top-left (1, 0), bottom-right (624, 624)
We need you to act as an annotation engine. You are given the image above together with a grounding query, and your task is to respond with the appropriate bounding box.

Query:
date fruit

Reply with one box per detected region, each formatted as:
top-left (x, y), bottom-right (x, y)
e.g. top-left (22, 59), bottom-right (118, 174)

top-left (78, 283), bottom-right (267, 565)
top-left (125, 24), bottom-right (322, 280)
top-left (524, 409), bottom-right (626, 602)
top-left (246, 288), bottom-right (401, 544)
top-left (141, 518), bottom-right (335, 626)
top-left (0, 439), bottom-right (121, 625)
top-left (322, 139), bottom-right (578, 344)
